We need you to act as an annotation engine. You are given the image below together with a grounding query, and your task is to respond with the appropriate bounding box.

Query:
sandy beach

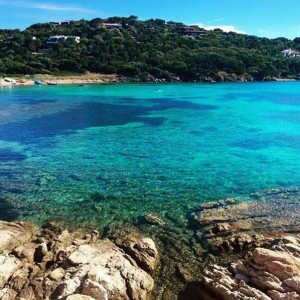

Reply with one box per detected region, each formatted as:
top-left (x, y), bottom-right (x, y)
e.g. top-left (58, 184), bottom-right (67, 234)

top-left (0, 73), bottom-right (122, 86)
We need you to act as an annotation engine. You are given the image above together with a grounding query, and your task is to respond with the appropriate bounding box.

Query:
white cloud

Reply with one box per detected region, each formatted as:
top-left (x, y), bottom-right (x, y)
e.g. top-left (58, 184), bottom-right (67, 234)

top-left (258, 29), bottom-right (276, 36)
top-left (194, 23), bottom-right (246, 34)
top-left (206, 18), bottom-right (226, 25)
top-left (0, 0), bottom-right (89, 12)
top-left (205, 25), bottom-right (246, 34)
top-left (257, 29), bottom-right (291, 39)
top-left (25, 2), bottom-right (89, 12)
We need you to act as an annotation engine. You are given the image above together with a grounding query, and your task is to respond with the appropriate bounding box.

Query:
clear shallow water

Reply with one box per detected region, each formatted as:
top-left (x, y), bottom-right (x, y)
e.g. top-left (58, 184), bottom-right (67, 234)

top-left (1, 82), bottom-right (300, 227)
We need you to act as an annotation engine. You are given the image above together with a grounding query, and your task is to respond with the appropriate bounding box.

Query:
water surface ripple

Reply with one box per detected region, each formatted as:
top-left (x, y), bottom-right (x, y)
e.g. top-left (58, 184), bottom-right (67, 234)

top-left (0, 82), bottom-right (299, 226)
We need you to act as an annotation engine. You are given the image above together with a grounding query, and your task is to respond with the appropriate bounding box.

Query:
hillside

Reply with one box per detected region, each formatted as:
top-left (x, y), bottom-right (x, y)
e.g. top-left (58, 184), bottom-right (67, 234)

top-left (1, 16), bottom-right (300, 82)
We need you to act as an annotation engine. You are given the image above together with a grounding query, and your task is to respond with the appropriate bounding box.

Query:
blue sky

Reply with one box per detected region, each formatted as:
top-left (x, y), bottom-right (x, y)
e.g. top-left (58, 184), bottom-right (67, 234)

top-left (1, 0), bottom-right (300, 39)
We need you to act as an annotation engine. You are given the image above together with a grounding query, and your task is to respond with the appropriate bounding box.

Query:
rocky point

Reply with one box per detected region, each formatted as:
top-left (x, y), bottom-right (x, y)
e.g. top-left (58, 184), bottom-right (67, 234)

top-left (0, 221), bottom-right (158, 300)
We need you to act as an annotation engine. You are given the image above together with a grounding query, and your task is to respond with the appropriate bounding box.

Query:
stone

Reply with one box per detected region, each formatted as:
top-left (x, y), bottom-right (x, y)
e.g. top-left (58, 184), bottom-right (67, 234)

top-left (8, 265), bottom-right (32, 293)
top-left (44, 277), bottom-right (61, 299)
top-left (0, 222), bottom-right (156, 300)
top-left (192, 189), bottom-right (300, 253)
top-left (202, 265), bottom-right (272, 300)
top-left (34, 242), bottom-right (48, 263)
top-left (82, 279), bottom-right (108, 300)
top-left (252, 248), bottom-right (300, 281)
top-left (203, 232), bottom-right (262, 253)
top-left (89, 230), bottom-right (100, 243)
top-left (67, 295), bottom-right (97, 300)
top-left (144, 212), bottom-right (165, 226)
top-left (202, 235), bottom-right (300, 300)
top-left (284, 276), bottom-right (300, 294)
top-left (48, 267), bottom-right (65, 281)
top-left (57, 239), bottom-right (154, 300)
top-left (268, 290), bottom-right (300, 300)
top-left (121, 237), bottom-right (159, 273)
top-left (55, 277), bottom-right (82, 299)
top-left (0, 255), bottom-right (22, 288)
top-left (198, 198), bottom-right (236, 211)
top-left (176, 264), bottom-right (193, 283)
top-left (13, 243), bottom-right (36, 263)
top-left (0, 221), bottom-right (33, 253)
top-left (68, 244), bottom-right (99, 265)
top-left (0, 288), bottom-right (18, 300)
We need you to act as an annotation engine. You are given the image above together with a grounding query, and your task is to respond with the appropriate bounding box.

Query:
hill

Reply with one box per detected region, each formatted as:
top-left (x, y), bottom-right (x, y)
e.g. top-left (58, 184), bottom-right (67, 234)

top-left (1, 16), bottom-right (300, 82)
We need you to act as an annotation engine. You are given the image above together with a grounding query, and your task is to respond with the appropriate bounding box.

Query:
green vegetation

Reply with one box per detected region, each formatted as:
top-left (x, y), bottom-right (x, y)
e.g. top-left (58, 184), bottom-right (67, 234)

top-left (0, 16), bottom-right (299, 81)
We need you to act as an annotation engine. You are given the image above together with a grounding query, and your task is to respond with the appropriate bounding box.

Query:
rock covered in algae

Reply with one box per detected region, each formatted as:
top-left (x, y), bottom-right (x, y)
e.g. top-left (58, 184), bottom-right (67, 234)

top-left (144, 212), bottom-right (166, 226)
top-left (0, 221), bottom-right (158, 300)
top-left (192, 188), bottom-right (300, 254)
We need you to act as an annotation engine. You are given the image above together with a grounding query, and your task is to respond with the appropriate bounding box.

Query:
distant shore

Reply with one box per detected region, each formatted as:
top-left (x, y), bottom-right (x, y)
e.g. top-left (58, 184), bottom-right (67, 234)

top-left (0, 73), bottom-right (124, 87)
top-left (0, 72), bottom-right (298, 87)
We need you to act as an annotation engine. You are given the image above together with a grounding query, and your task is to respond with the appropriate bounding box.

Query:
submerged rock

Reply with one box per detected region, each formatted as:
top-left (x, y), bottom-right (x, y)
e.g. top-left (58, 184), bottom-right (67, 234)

top-left (0, 187), bottom-right (299, 300)
top-left (192, 189), bottom-right (300, 254)
top-left (144, 212), bottom-right (166, 226)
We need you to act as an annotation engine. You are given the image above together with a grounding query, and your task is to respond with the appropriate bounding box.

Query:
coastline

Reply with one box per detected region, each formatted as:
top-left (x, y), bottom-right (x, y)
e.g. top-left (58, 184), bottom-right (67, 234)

top-left (0, 188), bottom-right (300, 299)
top-left (1, 79), bottom-right (300, 299)
top-left (0, 73), bottom-right (123, 87)
top-left (0, 72), bottom-right (298, 87)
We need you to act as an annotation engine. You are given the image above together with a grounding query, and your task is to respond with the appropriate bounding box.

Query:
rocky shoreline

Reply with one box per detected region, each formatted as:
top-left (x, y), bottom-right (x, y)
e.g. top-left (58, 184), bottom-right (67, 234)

top-left (0, 221), bottom-right (158, 300)
top-left (201, 236), bottom-right (300, 300)
top-left (179, 188), bottom-right (300, 299)
top-left (0, 188), bottom-right (300, 299)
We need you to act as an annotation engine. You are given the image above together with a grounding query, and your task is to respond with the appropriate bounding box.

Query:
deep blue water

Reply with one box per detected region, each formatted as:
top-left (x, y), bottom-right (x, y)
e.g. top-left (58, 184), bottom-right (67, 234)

top-left (1, 82), bottom-right (300, 226)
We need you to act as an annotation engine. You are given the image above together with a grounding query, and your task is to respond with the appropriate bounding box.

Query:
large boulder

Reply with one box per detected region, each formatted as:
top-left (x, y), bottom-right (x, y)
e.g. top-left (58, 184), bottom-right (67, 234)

top-left (120, 236), bottom-right (159, 273)
top-left (0, 255), bottom-right (22, 289)
top-left (0, 222), bottom-right (157, 300)
top-left (201, 236), bottom-right (300, 300)
top-left (56, 239), bottom-right (155, 300)
top-left (251, 248), bottom-right (300, 281)
top-left (0, 221), bottom-right (34, 253)
top-left (202, 265), bottom-right (272, 300)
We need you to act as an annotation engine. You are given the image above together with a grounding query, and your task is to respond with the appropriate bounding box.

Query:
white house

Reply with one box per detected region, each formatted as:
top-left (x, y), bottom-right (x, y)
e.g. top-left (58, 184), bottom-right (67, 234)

top-left (50, 21), bottom-right (71, 27)
top-left (98, 23), bottom-right (123, 29)
top-left (46, 36), bottom-right (80, 45)
top-left (174, 26), bottom-right (207, 37)
top-left (282, 49), bottom-right (300, 58)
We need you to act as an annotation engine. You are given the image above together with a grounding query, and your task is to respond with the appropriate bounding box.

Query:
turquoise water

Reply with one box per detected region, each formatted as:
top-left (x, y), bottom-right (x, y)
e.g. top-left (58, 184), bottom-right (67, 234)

top-left (1, 82), bottom-right (300, 226)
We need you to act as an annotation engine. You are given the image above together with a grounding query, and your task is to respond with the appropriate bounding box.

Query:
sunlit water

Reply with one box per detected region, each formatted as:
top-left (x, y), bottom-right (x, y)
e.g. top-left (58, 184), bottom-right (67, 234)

top-left (1, 82), bottom-right (300, 227)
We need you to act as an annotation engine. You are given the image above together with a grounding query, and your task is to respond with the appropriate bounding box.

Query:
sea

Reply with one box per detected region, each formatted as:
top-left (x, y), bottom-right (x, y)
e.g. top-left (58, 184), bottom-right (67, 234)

top-left (0, 82), bottom-right (300, 228)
